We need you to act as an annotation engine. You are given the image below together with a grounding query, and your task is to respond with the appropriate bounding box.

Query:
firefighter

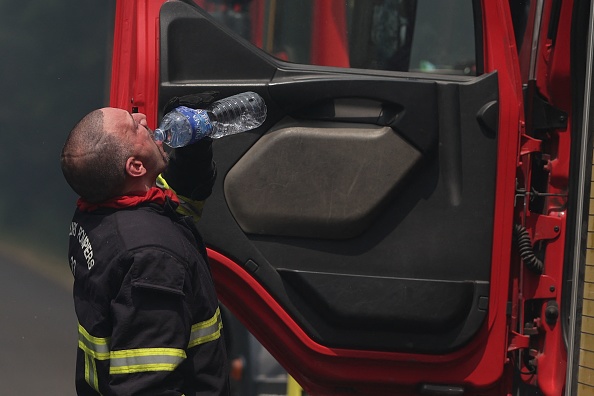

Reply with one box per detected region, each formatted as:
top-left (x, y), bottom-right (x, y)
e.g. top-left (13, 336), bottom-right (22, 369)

top-left (61, 103), bottom-right (229, 395)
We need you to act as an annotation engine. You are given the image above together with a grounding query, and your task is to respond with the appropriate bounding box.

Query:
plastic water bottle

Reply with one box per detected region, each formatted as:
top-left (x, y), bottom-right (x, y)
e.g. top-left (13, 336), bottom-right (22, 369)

top-left (153, 91), bottom-right (267, 148)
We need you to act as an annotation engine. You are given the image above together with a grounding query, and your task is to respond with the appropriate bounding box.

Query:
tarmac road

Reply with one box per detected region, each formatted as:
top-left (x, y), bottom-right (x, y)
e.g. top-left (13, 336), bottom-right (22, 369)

top-left (0, 248), bottom-right (77, 395)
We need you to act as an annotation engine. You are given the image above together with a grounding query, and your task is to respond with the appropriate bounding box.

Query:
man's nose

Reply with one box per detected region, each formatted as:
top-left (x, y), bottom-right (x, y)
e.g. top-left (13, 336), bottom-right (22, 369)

top-left (133, 112), bottom-right (148, 126)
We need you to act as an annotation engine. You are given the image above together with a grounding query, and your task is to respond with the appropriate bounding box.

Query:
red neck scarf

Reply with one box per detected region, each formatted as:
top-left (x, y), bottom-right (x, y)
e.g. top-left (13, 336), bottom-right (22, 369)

top-left (77, 187), bottom-right (179, 212)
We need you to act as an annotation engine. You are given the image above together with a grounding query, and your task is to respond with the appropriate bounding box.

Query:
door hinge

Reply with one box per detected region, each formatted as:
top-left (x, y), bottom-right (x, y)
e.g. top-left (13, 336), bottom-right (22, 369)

top-left (508, 330), bottom-right (531, 352)
top-left (520, 134), bottom-right (542, 157)
top-left (530, 93), bottom-right (568, 132)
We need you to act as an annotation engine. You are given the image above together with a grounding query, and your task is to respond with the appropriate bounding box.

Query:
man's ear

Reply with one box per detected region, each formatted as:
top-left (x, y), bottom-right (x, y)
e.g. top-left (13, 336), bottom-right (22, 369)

top-left (125, 157), bottom-right (147, 178)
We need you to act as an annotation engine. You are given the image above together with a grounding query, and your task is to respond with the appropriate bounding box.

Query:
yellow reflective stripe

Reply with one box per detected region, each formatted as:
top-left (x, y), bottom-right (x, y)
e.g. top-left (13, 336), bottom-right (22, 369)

top-left (78, 323), bottom-right (110, 360)
top-left (78, 324), bottom-right (106, 392)
top-left (188, 307), bottom-right (222, 348)
top-left (78, 307), bottom-right (222, 379)
top-left (85, 353), bottom-right (100, 393)
top-left (175, 196), bottom-right (205, 221)
top-left (157, 174), bottom-right (205, 221)
top-left (109, 348), bottom-right (186, 374)
top-left (156, 174), bottom-right (172, 190)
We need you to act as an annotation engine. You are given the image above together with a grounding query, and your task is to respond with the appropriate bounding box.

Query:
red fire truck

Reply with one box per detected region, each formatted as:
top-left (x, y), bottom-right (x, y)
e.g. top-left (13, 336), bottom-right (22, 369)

top-left (109, 1), bottom-right (594, 395)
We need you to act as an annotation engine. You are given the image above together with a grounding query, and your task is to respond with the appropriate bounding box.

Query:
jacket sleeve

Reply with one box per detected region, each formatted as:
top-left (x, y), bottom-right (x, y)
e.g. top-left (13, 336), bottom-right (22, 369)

top-left (159, 139), bottom-right (217, 222)
top-left (108, 248), bottom-right (191, 395)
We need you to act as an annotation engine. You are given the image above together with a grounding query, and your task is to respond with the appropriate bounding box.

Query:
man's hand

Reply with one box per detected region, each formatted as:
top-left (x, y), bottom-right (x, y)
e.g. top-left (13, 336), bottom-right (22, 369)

top-left (162, 91), bottom-right (219, 114)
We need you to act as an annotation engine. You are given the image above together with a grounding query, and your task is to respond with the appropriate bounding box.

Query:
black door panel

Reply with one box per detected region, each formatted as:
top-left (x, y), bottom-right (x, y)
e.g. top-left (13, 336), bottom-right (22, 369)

top-left (225, 122), bottom-right (422, 239)
top-left (279, 270), bottom-right (489, 352)
top-left (160, 0), bottom-right (499, 354)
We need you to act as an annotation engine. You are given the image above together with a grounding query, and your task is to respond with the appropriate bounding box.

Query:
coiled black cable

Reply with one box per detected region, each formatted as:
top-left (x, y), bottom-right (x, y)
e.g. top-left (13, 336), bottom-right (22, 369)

top-left (513, 224), bottom-right (544, 274)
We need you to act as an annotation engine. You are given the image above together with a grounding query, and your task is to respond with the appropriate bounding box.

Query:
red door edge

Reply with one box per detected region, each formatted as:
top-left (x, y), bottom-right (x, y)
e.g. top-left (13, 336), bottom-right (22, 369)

top-left (209, 248), bottom-right (506, 395)
top-left (110, 0), bottom-right (161, 126)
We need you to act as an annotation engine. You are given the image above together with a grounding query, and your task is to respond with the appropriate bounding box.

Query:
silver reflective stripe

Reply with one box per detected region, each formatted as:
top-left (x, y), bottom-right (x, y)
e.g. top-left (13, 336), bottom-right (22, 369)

top-left (188, 307), bottom-right (222, 348)
top-left (109, 348), bottom-right (187, 374)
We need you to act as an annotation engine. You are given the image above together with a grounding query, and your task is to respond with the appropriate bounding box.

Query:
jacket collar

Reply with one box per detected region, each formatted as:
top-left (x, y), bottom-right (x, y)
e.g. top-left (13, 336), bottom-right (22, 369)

top-left (76, 187), bottom-right (179, 212)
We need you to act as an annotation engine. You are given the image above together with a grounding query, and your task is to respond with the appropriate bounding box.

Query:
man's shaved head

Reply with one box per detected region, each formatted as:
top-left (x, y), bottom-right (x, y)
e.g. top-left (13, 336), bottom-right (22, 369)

top-left (61, 109), bottom-right (131, 203)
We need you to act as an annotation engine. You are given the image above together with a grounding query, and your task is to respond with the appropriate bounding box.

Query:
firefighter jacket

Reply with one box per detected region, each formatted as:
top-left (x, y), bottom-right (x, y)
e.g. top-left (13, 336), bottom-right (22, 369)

top-left (68, 141), bottom-right (229, 395)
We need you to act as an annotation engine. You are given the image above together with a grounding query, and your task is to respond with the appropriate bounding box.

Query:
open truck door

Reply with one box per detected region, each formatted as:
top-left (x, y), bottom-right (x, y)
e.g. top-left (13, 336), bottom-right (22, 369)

top-left (110, 0), bottom-right (594, 394)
